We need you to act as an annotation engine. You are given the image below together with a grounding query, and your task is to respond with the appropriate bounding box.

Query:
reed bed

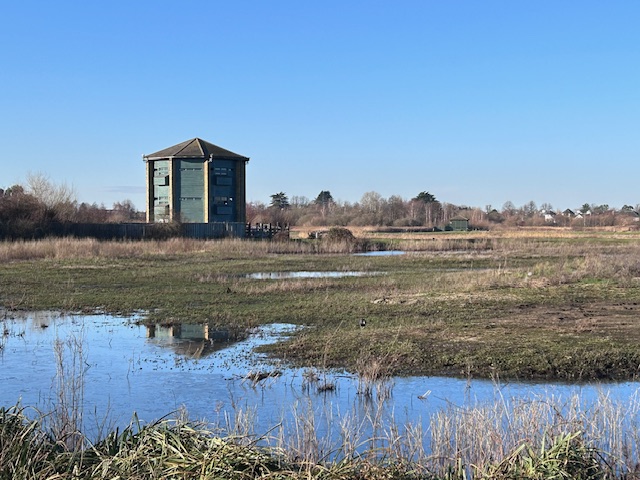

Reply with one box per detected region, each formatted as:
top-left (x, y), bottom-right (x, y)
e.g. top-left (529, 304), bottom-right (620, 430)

top-left (4, 388), bottom-right (640, 478)
top-left (428, 390), bottom-right (639, 477)
top-left (2, 231), bottom-right (640, 263)
top-left (0, 235), bottom-right (373, 262)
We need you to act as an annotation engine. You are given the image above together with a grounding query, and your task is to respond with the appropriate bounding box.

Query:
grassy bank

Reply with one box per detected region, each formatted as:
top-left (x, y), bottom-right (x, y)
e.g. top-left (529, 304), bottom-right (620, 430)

top-left (1, 229), bottom-right (640, 380)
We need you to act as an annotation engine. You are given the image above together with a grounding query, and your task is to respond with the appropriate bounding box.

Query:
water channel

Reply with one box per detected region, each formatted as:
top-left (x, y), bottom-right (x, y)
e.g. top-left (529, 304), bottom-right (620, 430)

top-left (1, 312), bottom-right (639, 456)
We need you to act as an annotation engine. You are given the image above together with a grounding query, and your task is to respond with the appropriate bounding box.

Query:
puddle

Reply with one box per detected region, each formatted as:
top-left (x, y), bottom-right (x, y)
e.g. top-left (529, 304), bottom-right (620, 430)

top-left (246, 271), bottom-right (382, 279)
top-left (0, 313), bottom-right (301, 434)
top-left (1, 312), bottom-right (639, 457)
top-left (354, 250), bottom-right (406, 256)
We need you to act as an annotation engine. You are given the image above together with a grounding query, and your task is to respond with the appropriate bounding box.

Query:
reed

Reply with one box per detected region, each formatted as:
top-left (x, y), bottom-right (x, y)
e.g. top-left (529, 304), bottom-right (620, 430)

top-left (47, 334), bottom-right (87, 452)
top-left (355, 353), bottom-right (394, 401)
top-left (0, 234), bottom-right (375, 262)
top-left (5, 387), bottom-right (640, 478)
top-left (2, 227), bottom-right (640, 261)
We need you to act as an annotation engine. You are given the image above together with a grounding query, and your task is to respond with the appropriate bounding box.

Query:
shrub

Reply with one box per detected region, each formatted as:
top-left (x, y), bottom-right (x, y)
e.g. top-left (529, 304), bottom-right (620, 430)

top-left (146, 221), bottom-right (182, 240)
top-left (323, 227), bottom-right (356, 242)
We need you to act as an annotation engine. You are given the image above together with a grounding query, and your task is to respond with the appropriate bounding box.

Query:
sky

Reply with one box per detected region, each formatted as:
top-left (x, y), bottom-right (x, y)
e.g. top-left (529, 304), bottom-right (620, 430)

top-left (1, 1), bottom-right (638, 212)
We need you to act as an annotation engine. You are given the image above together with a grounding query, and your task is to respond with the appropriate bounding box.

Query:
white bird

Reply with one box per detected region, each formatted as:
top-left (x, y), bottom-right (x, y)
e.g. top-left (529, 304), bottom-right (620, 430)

top-left (418, 390), bottom-right (431, 399)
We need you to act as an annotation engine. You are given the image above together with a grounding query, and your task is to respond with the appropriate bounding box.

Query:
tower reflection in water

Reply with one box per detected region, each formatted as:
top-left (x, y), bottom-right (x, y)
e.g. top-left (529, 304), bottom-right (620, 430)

top-left (146, 323), bottom-right (244, 358)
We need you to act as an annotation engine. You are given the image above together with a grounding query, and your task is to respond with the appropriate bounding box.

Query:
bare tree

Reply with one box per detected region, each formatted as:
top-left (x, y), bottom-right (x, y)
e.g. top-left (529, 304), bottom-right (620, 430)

top-left (360, 191), bottom-right (383, 213)
top-left (111, 199), bottom-right (140, 222)
top-left (502, 201), bottom-right (516, 215)
top-left (521, 201), bottom-right (538, 218)
top-left (384, 195), bottom-right (408, 224)
top-left (26, 172), bottom-right (76, 208)
top-left (290, 195), bottom-right (310, 207)
top-left (26, 172), bottom-right (77, 222)
top-left (540, 202), bottom-right (554, 213)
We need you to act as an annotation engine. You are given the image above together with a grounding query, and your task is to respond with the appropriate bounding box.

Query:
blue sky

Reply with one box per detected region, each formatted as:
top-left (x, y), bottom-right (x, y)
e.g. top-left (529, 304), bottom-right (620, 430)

top-left (1, 1), bottom-right (638, 212)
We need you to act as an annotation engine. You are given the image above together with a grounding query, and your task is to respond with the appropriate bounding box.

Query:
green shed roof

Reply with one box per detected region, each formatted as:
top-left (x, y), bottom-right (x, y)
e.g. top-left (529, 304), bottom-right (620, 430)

top-left (143, 138), bottom-right (249, 162)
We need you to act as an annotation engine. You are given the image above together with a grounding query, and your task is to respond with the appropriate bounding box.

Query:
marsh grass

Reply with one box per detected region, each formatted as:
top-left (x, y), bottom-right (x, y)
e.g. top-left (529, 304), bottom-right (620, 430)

top-left (356, 353), bottom-right (395, 401)
top-left (3, 231), bottom-right (640, 379)
top-left (4, 387), bottom-right (640, 478)
top-left (0, 235), bottom-right (377, 263)
top-left (428, 389), bottom-right (640, 478)
top-left (0, 229), bottom-right (638, 262)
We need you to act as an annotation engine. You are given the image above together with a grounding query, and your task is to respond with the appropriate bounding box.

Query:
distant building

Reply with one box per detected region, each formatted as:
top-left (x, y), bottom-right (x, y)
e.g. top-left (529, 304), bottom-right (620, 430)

top-left (143, 138), bottom-right (249, 224)
top-left (541, 209), bottom-right (556, 223)
top-left (448, 216), bottom-right (469, 231)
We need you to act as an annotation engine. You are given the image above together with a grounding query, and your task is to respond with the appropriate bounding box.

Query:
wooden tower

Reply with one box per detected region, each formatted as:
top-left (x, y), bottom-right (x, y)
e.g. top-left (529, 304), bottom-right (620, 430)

top-left (143, 138), bottom-right (249, 224)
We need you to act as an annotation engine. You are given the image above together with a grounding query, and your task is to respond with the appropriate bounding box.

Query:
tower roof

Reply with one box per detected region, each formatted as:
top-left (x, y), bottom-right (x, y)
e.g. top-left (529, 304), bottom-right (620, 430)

top-left (143, 138), bottom-right (249, 161)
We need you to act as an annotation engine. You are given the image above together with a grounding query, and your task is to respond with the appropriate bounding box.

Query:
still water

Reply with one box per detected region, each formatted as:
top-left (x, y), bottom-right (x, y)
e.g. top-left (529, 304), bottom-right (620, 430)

top-left (1, 312), bottom-right (639, 450)
top-left (245, 271), bottom-right (382, 279)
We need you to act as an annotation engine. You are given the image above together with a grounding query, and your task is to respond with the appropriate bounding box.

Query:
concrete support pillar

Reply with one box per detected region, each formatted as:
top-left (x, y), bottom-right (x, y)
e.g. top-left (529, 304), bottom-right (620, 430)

top-left (236, 160), bottom-right (247, 223)
top-left (169, 157), bottom-right (176, 222)
top-left (204, 159), bottom-right (210, 222)
top-left (145, 160), bottom-right (154, 223)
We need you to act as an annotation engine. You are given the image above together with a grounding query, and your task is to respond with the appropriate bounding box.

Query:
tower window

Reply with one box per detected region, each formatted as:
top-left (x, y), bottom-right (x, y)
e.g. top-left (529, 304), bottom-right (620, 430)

top-left (214, 196), bottom-right (233, 205)
top-left (213, 167), bottom-right (233, 176)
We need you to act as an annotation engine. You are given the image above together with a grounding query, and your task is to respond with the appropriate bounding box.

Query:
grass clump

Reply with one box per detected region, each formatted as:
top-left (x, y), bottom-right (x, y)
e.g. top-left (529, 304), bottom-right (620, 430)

top-left (87, 419), bottom-right (288, 479)
top-left (485, 432), bottom-right (604, 479)
top-left (0, 405), bottom-right (59, 479)
top-left (0, 408), bottom-right (292, 479)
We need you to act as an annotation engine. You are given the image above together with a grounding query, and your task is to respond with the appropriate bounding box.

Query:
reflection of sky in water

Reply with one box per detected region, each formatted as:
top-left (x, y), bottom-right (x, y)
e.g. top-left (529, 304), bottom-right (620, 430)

top-left (246, 271), bottom-right (382, 279)
top-left (353, 250), bottom-right (406, 256)
top-left (1, 312), bottom-right (639, 453)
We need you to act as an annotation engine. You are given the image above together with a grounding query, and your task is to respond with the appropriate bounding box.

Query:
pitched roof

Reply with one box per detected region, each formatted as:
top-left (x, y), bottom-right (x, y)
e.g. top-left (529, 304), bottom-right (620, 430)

top-left (143, 138), bottom-right (249, 161)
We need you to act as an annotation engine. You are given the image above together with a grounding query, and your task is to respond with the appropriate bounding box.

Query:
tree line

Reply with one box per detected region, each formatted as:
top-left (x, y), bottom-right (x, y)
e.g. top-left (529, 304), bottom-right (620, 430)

top-left (249, 190), bottom-right (640, 230)
top-left (0, 174), bottom-right (142, 239)
top-left (2, 173), bottom-right (639, 239)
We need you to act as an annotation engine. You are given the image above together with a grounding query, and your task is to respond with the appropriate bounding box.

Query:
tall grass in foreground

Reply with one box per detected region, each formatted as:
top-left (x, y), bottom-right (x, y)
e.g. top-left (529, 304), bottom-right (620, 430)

top-left (3, 389), bottom-right (640, 478)
top-left (47, 333), bottom-right (88, 452)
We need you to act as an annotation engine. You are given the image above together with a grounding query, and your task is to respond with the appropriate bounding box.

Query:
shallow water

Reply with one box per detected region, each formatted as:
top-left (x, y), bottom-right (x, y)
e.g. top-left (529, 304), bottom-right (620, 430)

top-left (354, 250), bottom-right (406, 256)
top-left (1, 312), bottom-right (639, 453)
top-left (246, 271), bottom-right (382, 279)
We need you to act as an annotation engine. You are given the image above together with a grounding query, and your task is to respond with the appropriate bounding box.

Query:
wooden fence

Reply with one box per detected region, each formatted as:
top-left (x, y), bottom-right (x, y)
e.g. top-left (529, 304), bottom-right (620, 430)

top-left (1, 222), bottom-right (290, 241)
top-left (245, 223), bottom-right (289, 239)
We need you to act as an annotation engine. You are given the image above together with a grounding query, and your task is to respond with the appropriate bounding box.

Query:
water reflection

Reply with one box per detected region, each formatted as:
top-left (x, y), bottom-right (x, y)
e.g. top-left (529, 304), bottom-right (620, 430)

top-left (354, 250), bottom-right (406, 256)
top-left (145, 323), bottom-right (243, 358)
top-left (1, 312), bottom-right (640, 459)
top-left (246, 271), bottom-right (382, 279)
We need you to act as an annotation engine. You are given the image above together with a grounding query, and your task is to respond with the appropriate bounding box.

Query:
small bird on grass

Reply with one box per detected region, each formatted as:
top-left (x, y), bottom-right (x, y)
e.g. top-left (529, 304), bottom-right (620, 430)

top-left (359, 319), bottom-right (366, 328)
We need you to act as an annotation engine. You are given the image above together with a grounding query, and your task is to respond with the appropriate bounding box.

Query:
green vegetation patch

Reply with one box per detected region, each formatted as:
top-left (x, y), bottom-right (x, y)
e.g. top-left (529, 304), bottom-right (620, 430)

top-left (1, 232), bottom-right (640, 380)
